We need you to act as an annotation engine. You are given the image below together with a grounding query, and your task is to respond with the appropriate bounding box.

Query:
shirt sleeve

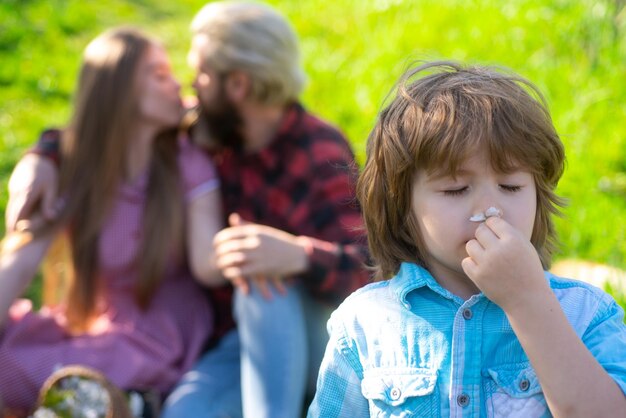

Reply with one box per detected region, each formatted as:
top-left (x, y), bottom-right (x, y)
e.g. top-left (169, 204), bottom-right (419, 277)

top-left (177, 136), bottom-right (220, 202)
top-left (307, 315), bottom-right (369, 417)
top-left (29, 128), bottom-right (62, 165)
top-left (295, 130), bottom-right (372, 305)
top-left (581, 294), bottom-right (626, 395)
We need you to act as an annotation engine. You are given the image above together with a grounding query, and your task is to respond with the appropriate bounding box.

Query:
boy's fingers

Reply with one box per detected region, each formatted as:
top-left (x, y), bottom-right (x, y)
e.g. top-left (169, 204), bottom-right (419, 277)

top-left (465, 238), bottom-right (484, 259)
top-left (474, 222), bottom-right (498, 247)
top-left (484, 216), bottom-right (508, 237)
top-left (461, 257), bottom-right (478, 279)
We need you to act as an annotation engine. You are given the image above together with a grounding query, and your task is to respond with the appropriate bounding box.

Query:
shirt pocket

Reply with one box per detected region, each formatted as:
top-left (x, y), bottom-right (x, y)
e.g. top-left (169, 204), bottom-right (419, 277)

top-left (361, 368), bottom-right (439, 417)
top-left (483, 363), bottom-right (551, 418)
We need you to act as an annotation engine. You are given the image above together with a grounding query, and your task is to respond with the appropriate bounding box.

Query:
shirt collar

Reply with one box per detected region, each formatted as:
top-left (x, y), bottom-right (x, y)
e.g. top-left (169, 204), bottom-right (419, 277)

top-left (389, 263), bottom-right (435, 304)
top-left (390, 262), bottom-right (554, 308)
top-left (389, 262), bottom-right (467, 306)
top-left (253, 101), bottom-right (303, 170)
top-left (275, 101), bottom-right (303, 137)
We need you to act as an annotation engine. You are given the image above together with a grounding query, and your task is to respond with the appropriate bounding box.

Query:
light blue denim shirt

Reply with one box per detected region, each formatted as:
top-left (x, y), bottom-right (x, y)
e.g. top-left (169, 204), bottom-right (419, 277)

top-left (308, 262), bottom-right (626, 418)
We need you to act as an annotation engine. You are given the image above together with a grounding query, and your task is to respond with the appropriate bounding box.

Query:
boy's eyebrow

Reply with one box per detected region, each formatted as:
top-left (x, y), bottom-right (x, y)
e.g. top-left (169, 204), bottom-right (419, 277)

top-left (425, 163), bottom-right (529, 181)
top-left (426, 168), bottom-right (471, 181)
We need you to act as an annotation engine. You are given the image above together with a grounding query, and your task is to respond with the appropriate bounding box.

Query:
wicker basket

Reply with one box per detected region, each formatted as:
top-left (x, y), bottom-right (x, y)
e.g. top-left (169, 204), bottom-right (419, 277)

top-left (33, 365), bottom-right (133, 418)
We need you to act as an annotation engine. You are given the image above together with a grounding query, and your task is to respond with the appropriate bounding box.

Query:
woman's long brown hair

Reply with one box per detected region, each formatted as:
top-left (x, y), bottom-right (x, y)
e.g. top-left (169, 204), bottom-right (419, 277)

top-left (54, 28), bottom-right (183, 332)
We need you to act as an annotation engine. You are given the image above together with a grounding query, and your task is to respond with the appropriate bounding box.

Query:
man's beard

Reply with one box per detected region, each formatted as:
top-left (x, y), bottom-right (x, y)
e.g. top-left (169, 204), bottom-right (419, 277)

top-left (199, 86), bottom-right (246, 153)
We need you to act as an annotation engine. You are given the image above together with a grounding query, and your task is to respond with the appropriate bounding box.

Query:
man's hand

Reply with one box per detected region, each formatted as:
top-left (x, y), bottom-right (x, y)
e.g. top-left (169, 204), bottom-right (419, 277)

top-left (461, 216), bottom-right (548, 311)
top-left (6, 154), bottom-right (59, 232)
top-left (214, 213), bottom-right (310, 299)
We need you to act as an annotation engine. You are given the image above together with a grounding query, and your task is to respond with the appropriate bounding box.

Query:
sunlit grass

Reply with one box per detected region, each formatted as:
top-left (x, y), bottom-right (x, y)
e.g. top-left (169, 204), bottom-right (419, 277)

top-left (1, 0), bottom-right (625, 307)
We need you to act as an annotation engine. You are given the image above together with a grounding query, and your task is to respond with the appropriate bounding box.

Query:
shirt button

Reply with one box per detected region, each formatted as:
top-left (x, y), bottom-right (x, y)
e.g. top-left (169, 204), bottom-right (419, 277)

top-left (462, 308), bottom-right (473, 320)
top-left (389, 387), bottom-right (401, 401)
top-left (519, 378), bottom-right (530, 391)
top-left (457, 393), bottom-right (470, 407)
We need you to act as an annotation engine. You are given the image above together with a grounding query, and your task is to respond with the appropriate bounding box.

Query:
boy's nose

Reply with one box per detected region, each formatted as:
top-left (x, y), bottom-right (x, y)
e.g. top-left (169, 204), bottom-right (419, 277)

top-left (470, 187), bottom-right (500, 219)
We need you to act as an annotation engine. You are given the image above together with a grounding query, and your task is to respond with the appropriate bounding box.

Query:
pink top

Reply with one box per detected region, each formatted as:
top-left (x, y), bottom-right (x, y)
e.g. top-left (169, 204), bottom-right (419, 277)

top-left (0, 138), bottom-right (218, 412)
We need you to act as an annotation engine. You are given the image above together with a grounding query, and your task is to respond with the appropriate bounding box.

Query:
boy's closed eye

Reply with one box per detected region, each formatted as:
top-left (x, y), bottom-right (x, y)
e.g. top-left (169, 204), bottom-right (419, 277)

top-left (499, 184), bottom-right (523, 192)
top-left (443, 186), bottom-right (468, 196)
top-left (441, 184), bottom-right (523, 197)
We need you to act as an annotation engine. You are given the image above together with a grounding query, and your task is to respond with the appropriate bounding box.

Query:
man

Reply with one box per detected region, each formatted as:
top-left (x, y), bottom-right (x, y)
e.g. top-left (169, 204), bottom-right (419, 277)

top-left (6, 2), bottom-right (370, 417)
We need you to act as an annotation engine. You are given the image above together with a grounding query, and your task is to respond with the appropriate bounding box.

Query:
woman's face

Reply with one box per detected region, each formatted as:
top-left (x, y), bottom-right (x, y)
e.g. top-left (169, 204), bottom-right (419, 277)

top-left (135, 44), bottom-right (183, 129)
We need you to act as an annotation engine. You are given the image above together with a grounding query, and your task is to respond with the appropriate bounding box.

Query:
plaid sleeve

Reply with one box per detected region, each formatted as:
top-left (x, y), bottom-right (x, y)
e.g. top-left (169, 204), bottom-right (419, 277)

top-left (307, 316), bottom-right (368, 417)
top-left (296, 129), bottom-right (372, 304)
top-left (28, 128), bottom-right (62, 166)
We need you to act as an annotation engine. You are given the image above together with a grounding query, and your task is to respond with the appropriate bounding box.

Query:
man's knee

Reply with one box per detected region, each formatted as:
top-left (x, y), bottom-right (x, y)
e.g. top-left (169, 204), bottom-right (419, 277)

top-left (163, 331), bottom-right (242, 418)
top-left (162, 380), bottom-right (242, 418)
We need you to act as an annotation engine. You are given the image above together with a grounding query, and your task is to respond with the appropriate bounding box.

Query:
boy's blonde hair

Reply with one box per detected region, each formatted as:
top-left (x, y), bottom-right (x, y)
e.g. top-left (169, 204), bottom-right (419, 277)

top-left (190, 1), bottom-right (305, 105)
top-left (357, 61), bottom-right (566, 280)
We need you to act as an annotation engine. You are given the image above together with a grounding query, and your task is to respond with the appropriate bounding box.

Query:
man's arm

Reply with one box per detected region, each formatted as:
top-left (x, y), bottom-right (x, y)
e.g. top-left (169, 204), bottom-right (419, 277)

top-left (6, 129), bottom-right (61, 232)
top-left (212, 134), bottom-right (371, 304)
top-left (290, 134), bottom-right (371, 304)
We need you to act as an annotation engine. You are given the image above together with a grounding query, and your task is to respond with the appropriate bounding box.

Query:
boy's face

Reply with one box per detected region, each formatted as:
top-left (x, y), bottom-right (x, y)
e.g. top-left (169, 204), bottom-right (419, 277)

top-left (410, 147), bottom-right (537, 292)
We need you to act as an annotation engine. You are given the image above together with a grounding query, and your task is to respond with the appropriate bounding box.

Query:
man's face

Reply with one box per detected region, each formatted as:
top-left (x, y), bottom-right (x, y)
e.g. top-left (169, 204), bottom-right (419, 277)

top-left (189, 35), bottom-right (222, 113)
top-left (189, 35), bottom-right (245, 150)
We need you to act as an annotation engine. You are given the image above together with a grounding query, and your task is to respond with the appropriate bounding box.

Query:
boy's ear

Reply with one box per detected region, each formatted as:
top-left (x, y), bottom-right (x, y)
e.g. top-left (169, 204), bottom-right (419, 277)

top-left (224, 70), bottom-right (251, 103)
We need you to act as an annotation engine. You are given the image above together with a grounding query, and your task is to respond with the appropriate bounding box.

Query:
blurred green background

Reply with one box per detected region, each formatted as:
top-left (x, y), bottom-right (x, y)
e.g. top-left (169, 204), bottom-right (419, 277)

top-left (1, 0), bottom-right (625, 307)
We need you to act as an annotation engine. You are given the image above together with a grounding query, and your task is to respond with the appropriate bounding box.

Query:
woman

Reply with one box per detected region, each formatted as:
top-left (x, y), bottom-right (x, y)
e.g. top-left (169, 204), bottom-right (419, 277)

top-left (0, 27), bottom-right (224, 415)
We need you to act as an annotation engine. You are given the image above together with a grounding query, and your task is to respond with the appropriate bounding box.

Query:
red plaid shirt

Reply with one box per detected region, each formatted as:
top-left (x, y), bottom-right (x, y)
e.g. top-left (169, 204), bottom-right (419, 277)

top-left (33, 103), bottom-right (372, 341)
top-left (207, 103), bottom-right (371, 339)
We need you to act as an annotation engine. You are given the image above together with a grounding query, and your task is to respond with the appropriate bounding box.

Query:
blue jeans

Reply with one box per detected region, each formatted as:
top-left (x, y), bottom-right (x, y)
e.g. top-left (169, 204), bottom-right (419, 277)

top-left (161, 329), bottom-right (242, 418)
top-left (161, 284), bottom-right (332, 418)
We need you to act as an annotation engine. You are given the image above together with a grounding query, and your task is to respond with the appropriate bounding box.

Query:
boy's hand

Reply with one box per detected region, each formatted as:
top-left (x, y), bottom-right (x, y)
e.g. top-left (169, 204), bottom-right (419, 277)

top-left (461, 216), bottom-right (548, 311)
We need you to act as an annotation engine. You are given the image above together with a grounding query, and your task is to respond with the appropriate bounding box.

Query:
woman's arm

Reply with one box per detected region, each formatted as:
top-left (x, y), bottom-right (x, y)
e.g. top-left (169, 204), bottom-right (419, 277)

top-left (0, 232), bottom-right (53, 329)
top-left (186, 188), bottom-right (226, 287)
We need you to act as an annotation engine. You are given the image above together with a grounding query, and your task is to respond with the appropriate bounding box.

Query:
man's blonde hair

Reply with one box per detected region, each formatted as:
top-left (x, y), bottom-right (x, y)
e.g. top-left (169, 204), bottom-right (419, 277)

top-left (191, 1), bottom-right (305, 105)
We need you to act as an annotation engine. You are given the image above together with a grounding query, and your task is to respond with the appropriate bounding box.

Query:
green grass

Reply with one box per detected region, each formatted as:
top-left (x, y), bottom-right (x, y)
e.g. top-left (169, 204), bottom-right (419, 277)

top-left (1, 0), bottom-right (625, 308)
